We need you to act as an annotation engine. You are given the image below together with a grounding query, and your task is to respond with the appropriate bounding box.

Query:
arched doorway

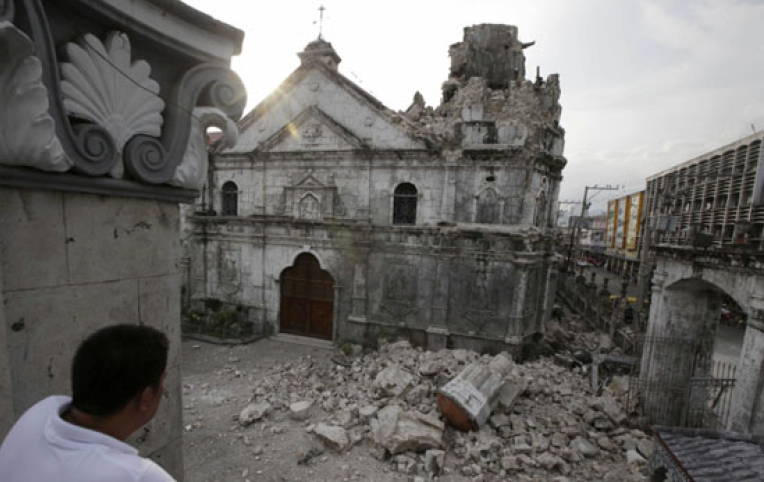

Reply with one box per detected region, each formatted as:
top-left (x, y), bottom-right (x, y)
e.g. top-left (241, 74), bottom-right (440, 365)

top-left (279, 253), bottom-right (334, 340)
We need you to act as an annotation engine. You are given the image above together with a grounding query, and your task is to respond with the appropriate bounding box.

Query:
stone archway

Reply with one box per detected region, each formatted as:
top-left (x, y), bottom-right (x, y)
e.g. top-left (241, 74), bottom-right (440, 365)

top-left (642, 257), bottom-right (764, 433)
top-left (279, 253), bottom-right (334, 340)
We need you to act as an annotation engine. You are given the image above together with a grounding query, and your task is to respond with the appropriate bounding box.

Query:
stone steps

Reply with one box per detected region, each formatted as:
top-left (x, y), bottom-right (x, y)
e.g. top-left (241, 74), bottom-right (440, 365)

top-left (271, 333), bottom-right (334, 350)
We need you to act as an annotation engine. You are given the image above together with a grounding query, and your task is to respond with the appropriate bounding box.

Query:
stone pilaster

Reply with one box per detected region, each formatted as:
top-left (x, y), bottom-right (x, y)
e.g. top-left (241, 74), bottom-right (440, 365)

top-left (729, 308), bottom-right (764, 433)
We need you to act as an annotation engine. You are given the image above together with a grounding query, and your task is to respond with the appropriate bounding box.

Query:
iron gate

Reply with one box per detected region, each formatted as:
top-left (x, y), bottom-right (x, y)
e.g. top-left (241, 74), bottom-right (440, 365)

top-left (627, 334), bottom-right (736, 429)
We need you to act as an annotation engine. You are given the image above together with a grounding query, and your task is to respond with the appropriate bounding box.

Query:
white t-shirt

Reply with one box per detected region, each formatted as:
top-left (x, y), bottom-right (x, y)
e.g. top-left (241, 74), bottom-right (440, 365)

top-left (0, 395), bottom-right (175, 482)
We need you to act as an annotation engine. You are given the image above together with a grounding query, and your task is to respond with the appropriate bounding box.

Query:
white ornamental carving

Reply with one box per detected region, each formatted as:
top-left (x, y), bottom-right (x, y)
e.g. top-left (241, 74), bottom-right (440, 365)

top-left (0, 21), bottom-right (69, 171)
top-left (60, 31), bottom-right (165, 178)
top-left (171, 107), bottom-right (238, 190)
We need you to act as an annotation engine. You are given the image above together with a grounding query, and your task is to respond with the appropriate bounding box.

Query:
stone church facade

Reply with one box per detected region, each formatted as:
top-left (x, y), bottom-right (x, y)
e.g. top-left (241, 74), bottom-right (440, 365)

top-left (184, 24), bottom-right (566, 352)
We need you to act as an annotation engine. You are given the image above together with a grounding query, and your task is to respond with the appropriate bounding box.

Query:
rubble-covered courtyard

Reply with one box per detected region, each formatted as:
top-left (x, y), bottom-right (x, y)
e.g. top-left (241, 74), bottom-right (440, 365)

top-left (182, 318), bottom-right (652, 482)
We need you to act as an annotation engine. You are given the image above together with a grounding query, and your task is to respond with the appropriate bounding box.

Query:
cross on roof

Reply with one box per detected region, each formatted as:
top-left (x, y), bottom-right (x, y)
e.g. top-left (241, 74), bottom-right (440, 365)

top-left (317, 5), bottom-right (326, 40)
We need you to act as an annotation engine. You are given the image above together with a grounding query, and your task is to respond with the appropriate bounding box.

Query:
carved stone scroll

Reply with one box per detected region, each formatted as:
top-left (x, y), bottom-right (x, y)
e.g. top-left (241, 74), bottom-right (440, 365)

top-left (123, 64), bottom-right (246, 184)
top-left (171, 107), bottom-right (238, 190)
top-left (0, 21), bottom-right (69, 171)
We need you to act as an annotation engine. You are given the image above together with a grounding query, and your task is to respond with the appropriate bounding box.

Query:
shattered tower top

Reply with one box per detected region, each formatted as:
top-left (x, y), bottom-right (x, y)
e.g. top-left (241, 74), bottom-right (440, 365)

top-left (448, 24), bottom-right (533, 89)
top-left (403, 23), bottom-right (565, 158)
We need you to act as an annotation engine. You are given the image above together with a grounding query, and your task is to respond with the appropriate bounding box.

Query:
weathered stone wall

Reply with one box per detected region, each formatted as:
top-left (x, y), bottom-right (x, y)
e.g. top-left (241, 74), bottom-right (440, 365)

top-left (187, 217), bottom-right (555, 352)
top-left (0, 188), bottom-right (184, 476)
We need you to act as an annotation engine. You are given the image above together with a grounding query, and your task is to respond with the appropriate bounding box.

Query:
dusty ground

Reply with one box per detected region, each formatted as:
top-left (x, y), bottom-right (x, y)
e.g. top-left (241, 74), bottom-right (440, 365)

top-left (181, 337), bottom-right (644, 482)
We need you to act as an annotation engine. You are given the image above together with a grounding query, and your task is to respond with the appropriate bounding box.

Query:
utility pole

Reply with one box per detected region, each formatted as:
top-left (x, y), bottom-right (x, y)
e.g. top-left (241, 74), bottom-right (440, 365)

top-left (565, 184), bottom-right (619, 272)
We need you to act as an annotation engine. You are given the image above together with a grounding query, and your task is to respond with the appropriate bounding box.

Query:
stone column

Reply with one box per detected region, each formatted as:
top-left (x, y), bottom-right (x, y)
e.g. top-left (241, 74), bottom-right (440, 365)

top-left (729, 308), bottom-right (764, 433)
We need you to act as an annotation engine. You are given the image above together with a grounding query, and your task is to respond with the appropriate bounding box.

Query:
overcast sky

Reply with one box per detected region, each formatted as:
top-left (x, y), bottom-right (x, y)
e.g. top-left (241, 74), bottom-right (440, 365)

top-left (184, 0), bottom-right (764, 214)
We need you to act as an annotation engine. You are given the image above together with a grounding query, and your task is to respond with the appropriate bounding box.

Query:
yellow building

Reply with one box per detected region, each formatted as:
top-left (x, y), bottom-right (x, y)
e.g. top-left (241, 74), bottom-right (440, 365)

top-left (605, 191), bottom-right (644, 277)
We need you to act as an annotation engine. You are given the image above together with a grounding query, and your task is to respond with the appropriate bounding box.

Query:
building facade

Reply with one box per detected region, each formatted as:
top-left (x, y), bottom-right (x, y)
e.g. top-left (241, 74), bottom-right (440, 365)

top-left (183, 24), bottom-right (567, 352)
top-left (604, 191), bottom-right (645, 277)
top-left (645, 133), bottom-right (764, 248)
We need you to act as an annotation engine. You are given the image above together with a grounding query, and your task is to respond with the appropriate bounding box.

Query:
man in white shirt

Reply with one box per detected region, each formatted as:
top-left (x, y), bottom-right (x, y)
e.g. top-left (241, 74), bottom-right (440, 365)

top-left (0, 324), bottom-right (176, 481)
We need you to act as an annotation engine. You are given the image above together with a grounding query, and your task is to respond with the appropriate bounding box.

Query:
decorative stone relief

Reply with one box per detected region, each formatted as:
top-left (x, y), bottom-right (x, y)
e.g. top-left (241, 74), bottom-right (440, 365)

top-left (298, 193), bottom-right (321, 220)
top-left (172, 107), bottom-right (238, 190)
top-left (0, 21), bottom-right (69, 171)
top-left (60, 31), bottom-right (165, 179)
top-left (301, 122), bottom-right (322, 145)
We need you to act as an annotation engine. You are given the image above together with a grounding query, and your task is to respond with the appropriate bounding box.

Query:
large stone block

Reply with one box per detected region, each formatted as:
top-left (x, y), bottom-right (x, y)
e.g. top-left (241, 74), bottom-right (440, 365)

top-left (63, 194), bottom-right (180, 284)
top-left (0, 188), bottom-right (68, 291)
top-left (4, 280), bottom-right (140, 412)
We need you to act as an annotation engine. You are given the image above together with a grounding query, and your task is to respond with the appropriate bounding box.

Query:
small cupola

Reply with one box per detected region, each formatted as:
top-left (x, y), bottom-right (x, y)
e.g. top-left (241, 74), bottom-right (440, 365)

top-left (298, 38), bottom-right (342, 71)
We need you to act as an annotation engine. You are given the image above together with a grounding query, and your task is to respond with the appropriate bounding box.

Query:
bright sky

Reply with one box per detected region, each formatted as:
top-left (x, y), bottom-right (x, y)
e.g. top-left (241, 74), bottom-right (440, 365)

top-left (184, 0), bottom-right (764, 214)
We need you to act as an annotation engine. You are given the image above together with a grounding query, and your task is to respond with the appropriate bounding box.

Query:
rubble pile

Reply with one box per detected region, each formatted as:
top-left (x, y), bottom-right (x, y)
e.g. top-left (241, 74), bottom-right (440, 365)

top-left (233, 339), bottom-right (651, 480)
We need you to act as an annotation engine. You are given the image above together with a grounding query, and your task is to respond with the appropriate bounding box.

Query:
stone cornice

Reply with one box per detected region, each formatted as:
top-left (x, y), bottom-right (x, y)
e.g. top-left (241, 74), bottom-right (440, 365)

top-left (0, 165), bottom-right (198, 203)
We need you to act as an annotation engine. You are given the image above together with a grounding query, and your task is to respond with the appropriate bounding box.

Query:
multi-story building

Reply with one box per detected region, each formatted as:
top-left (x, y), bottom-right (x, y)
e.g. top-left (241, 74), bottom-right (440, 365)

top-left (645, 133), bottom-right (764, 248)
top-left (604, 191), bottom-right (645, 277)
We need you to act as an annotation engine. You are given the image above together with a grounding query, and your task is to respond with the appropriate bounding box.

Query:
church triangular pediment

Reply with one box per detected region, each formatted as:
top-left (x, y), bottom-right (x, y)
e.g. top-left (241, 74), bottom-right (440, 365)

top-left (223, 64), bottom-right (434, 154)
top-left (257, 106), bottom-right (367, 152)
top-left (294, 171), bottom-right (326, 188)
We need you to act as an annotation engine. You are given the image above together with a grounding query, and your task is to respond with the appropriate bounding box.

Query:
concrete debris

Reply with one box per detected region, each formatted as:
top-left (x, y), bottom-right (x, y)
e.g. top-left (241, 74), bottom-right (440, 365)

top-left (289, 400), bottom-right (313, 421)
top-left (571, 436), bottom-right (599, 458)
top-left (238, 401), bottom-right (271, 426)
top-left (371, 405), bottom-right (444, 455)
top-left (374, 364), bottom-right (414, 397)
top-left (424, 449), bottom-right (445, 474)
top-left (313, 423), bottom-right (349, 451)
top-left (227, 330), bottom-right (650, 480)
top-left (498, 379), bottom-right (528, 413)
top-left (626, 449), bottom-right (646, 467)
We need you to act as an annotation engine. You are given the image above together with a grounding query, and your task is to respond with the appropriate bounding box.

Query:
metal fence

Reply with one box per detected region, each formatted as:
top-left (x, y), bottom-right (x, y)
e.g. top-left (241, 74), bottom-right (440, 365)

top-left (627, 334), bottom-right (736, 430)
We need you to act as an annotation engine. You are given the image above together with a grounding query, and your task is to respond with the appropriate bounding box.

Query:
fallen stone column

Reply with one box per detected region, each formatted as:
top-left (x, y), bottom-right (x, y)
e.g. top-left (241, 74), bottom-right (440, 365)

top-left (436, 352), bottom-right (513, 431)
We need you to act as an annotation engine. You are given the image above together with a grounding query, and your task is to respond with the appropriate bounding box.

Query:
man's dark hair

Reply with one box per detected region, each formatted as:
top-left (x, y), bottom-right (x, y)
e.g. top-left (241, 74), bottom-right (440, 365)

top-left (71, 324), bottom-right (169, 416)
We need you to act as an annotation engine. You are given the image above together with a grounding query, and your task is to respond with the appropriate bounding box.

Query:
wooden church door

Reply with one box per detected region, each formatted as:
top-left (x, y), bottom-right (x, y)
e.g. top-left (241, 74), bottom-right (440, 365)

top-left (279, 253), bottom-right (334, 340)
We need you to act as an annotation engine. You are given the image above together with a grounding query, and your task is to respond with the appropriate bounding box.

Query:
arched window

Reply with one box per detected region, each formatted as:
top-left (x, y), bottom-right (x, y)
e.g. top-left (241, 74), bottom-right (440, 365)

top-left (393, 183), bottom-right (417, 225)
top-left (221, 181), bottom-right (238, 216)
